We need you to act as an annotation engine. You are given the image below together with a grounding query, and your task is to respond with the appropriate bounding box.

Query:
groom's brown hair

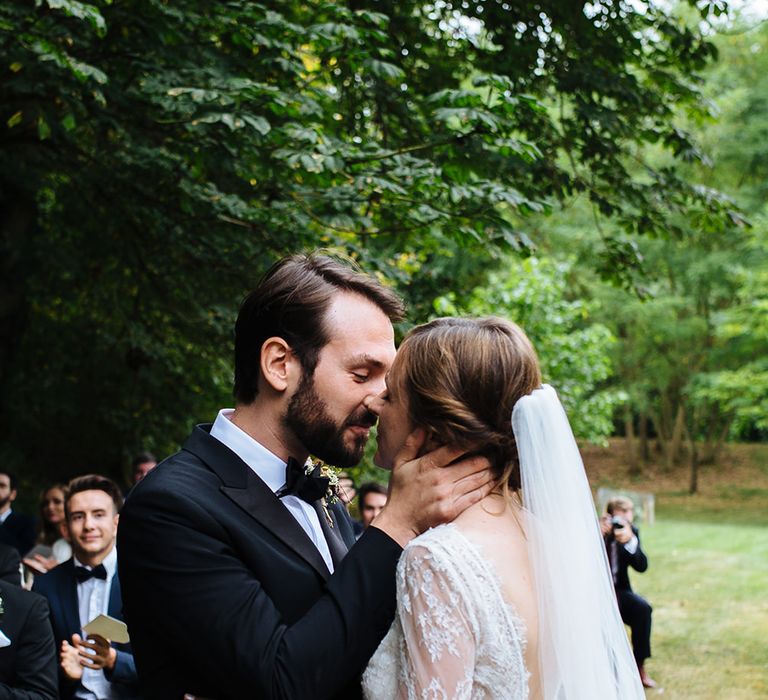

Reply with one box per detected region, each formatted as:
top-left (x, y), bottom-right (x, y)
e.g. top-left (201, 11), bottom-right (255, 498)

top-left (234, 252), bottom-right (405, 404)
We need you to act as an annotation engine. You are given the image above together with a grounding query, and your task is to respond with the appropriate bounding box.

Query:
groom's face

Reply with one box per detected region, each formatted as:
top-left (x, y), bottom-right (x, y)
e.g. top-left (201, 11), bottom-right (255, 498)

top-left (284, 292), bottom-right (396, 468)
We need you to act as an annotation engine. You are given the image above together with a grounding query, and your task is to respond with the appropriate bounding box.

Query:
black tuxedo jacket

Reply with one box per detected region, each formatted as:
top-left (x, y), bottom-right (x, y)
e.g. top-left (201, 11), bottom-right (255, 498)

top-left (32, 559), bottom-right (139, 699)
top-left (0, 580), bottom-right (58, 699)
top-left (606, 526), bottom-right (648, 592)
top-left (118, 424), bottom-right (402, 700)
top-left (0, 514), bottom-right (35, 559)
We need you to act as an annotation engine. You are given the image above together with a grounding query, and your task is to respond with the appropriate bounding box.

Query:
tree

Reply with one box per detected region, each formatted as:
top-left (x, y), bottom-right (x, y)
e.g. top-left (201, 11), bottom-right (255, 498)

top-left (0, 0), bottom-right (733, 483)
top-left (433, 257), bottom-right (622, 443)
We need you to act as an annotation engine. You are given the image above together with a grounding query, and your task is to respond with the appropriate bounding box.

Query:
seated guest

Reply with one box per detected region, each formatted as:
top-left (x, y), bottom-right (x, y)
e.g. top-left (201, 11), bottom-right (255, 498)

top-left (23, 484), bottom-right (72, 583)
top-left (601, 496), bottom-right (656, 689)
top-left (131, 452), bottom-right (157, 485)
top-left (0, 471), bottom-right (36, 558)
top-left (33, 475), bottom-right (139, 699)
top-left (0, 578), bottom-right (58, 699)
top-left (358, 482), bottom-right (388, 532)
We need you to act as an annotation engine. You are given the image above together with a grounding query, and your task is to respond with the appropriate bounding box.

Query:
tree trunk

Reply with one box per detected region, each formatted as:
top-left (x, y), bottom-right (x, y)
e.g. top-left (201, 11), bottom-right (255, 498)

top-left (670, 404), bottom-right (686, 466)
top-left (688, 437), bottom-right (699, 495)
top-left (639, 413), bottom-right (650, 462)
top-left (702, 415), bottom-right (734, 465)
top-left (648, 409), bottom-right (673, 470)
top-left (625, 408), bottom-right (640, 475)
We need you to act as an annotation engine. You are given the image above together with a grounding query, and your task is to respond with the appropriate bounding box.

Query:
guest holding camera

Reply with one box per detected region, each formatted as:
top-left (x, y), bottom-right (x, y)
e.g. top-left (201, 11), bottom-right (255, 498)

top-left (601, 496), bottom-right (656, 689)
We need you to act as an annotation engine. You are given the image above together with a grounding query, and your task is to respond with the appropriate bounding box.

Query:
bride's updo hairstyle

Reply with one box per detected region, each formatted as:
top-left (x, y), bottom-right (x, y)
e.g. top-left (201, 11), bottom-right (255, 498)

top-left (394, 317), bottom-right (541, 490)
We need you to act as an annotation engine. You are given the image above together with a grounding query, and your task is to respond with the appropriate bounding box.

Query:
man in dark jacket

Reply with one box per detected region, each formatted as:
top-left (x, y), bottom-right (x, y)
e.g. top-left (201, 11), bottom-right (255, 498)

top-left (0, 578), bottom-right (58, 699)
top-left (602, 496), bottom-right (656, 689)
top-left (34, 475), bottom-right (138, 699)
top-left (0, 472), bottom-right (35, 558)
top-left (118, 253), bottom-right (493, 699)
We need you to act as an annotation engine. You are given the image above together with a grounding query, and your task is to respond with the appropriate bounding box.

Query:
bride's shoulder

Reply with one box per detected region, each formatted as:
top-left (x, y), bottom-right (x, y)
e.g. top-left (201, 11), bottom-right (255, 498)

top-left (401, 523), bottom-right (473, 573)
top-left (404, 522), bottom-right (458, 553)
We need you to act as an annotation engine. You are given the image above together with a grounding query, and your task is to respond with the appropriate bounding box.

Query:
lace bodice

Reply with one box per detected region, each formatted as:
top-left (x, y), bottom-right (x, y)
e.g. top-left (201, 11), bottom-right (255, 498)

top-left (363, 524), bottom-right (529, 700)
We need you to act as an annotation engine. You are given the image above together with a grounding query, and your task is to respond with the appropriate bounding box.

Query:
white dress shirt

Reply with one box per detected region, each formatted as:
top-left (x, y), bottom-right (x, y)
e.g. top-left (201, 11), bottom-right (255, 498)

top-left (75, 546), bottom-right (118, 700)
top-left (210, 409), bottom-right (334, 573)
top-left (0, 508), bottom-right (11, 524)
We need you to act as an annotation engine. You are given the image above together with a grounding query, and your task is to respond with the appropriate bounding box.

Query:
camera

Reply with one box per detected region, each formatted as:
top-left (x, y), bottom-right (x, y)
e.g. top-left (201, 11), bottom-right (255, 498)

top-left (611, 516), bottom-right (625, 531)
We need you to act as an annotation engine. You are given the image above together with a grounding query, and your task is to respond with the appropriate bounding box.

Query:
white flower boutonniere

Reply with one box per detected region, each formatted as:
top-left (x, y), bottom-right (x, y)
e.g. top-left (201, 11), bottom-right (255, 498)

top-left (307, 459), bottom-right (341, 527)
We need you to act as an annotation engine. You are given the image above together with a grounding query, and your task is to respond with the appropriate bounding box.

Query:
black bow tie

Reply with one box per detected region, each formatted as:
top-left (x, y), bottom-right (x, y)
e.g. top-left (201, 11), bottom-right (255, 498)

top-left (74, 564), bottom-right (107, 583)
top-left (276, 457), bottom-right (329, 504)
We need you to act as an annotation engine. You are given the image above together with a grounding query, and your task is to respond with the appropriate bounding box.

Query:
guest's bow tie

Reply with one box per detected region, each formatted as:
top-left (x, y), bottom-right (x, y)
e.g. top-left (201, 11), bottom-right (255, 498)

top-left (74, 564), bottom-right (107, 583)
top-left (276, 457), bottom-right (329, 504)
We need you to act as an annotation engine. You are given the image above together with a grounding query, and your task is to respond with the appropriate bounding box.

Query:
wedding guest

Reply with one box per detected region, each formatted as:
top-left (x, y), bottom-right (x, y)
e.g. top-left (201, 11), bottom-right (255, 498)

top-left (33, 475), bottom-right (139, 699)
top-left (601, 495), bottom-right (656, 689)
top-left (23, 485), bottom-right (72, 578)
top-left (0, 471), bottom-right (35, 558)
top-left (358, 483), bottom-right (387, 530)
top-left (0, 579), bottom-right (58, 699)
top-left (131, 452), bottom-right (157, 484)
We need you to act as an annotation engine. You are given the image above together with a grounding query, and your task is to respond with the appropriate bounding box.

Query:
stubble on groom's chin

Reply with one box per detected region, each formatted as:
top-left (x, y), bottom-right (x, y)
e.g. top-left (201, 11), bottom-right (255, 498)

top-left (283, 377), bottom-right (376, 469)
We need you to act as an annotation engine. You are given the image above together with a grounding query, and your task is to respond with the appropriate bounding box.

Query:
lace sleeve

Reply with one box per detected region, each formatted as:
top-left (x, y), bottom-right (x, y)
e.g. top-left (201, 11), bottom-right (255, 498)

top-left (396, 539), bottom-right (476, 700)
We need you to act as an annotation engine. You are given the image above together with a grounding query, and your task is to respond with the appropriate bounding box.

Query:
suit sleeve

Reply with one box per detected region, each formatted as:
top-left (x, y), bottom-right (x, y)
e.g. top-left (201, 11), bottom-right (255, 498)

top-left (624, 529), bottom-right (648, 573)
top-left (0, 595), bottom-right (58, 700)
top-left (104, 649), bottom-right (137, 686)
top-left (119, 486), bottom-right (401, 700)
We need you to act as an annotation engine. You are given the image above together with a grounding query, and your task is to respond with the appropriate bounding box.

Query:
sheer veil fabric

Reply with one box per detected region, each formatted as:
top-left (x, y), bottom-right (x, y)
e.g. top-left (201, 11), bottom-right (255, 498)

top-left (514, 384), bottom-right (645, 699)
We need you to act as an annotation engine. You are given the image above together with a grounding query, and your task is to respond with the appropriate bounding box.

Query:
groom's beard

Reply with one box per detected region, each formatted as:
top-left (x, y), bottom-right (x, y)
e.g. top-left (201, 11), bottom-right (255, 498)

top-left (284, 373), bottom-right (377, 469)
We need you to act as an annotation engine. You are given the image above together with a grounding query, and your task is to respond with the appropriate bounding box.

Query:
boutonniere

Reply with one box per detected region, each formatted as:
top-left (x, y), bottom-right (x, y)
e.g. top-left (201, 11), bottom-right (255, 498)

top-left (308, 459), bottom-right (341, 527)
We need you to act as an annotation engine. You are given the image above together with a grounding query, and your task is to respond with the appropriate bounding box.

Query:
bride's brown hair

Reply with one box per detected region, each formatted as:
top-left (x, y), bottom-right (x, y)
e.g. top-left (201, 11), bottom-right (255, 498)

top-left (393, 317), bottom-right (541, 490)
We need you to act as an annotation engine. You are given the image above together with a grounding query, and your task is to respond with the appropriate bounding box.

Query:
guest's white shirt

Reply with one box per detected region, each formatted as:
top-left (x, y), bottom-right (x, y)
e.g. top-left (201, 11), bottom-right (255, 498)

top-left (75, 546), bottom-right (117, 700)
top-left (0, 508), bottom-right (11, 524)
top-left (210, 408), bottom-right (334, 573)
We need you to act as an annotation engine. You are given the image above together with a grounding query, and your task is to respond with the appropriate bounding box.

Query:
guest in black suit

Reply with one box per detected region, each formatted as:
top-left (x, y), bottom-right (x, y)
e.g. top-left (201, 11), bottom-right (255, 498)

top-left (0, 579), bottom-right (58, 699)
top-left (33, 475), bottom-right (139, 699)
top-left (0, 472), bottom-right (35, 558)
top-left (601, 496), bottom-right (656, 689)
top-left (118, 253), bottom-right (493, 699)
top-left (0, 545), bottom-right (21, 587)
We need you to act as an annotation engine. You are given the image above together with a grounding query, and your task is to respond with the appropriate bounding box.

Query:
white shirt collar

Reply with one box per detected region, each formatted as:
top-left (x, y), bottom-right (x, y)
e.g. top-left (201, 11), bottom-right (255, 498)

top-left (210, 409), bottom-right (288, 493)
top-left (73, 544), bottom-right (117, 579)
top-left (0, 509), bottom-right (11, 524)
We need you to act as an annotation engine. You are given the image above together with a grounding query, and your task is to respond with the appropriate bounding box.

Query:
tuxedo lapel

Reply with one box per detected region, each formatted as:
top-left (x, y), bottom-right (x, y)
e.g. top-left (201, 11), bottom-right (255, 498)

top-left (108, 573), bottom-right (123, 620)
top-left (59, 561), bottom-right (81, 637)
top-left (222, 470), bottom-right (332, 580)
top-left (183, 425), bottom-right (332, 581)
top-left (312, 502), bottom-right (348, 569)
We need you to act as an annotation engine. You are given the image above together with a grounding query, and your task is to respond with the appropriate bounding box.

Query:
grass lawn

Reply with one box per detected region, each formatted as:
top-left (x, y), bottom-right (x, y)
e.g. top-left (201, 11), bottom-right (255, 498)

top-left (639, 520), bottom-right (767, 698)
top-left (581, 441), bottom-right (768, 698)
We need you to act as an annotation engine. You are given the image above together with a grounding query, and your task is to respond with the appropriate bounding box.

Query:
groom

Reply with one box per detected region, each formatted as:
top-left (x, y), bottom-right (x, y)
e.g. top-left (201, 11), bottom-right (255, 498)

top-left (118, 253), bottom-right (492, 699)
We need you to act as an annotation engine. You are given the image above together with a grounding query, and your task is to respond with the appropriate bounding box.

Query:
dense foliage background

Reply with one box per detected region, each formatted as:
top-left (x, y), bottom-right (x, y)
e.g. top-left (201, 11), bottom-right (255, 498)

top-left (1, 0), bottom-right (764, 491)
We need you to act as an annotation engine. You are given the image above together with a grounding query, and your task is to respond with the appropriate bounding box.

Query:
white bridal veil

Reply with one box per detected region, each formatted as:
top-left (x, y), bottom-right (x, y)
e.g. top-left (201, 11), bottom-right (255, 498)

top-left (513, 385), bottom-right (645, 699)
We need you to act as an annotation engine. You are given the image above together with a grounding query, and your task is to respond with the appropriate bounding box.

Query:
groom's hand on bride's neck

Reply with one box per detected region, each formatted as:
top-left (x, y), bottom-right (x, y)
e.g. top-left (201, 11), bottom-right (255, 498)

top-left (370, 428), bottom-right (494, 548)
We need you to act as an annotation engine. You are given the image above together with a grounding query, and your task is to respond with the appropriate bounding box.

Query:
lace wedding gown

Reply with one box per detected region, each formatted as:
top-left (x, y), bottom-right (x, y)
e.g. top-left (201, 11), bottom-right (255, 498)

top-left (362, 523), bottom-right (530, 700)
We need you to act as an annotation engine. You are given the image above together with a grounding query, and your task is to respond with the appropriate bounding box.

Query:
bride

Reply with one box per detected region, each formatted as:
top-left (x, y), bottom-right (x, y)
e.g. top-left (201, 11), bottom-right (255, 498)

top-left (362, 317), bottom-right (644, 699)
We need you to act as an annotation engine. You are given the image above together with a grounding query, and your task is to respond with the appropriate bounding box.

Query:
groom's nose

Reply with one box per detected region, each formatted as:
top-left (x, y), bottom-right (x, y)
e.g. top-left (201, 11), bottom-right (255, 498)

top-left (364, 393), bottom-right (384, 416)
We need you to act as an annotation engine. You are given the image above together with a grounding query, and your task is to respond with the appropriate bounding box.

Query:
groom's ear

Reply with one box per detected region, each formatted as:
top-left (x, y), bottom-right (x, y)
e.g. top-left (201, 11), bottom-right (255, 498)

top-left (260, 337), bottom-right (299, 393)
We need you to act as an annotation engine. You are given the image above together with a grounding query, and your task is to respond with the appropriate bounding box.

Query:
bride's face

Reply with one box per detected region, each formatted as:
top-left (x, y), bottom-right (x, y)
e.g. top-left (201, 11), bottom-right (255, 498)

top-left (370, 361), bottom-right (413, 470)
